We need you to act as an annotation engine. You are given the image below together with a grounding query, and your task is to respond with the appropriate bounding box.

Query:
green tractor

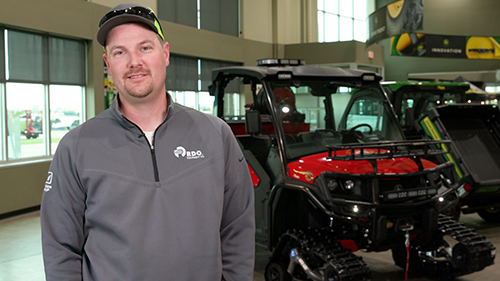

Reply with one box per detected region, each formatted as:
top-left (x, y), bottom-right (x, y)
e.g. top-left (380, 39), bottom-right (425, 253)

top-left (385, 81), bottom-right (500, 222)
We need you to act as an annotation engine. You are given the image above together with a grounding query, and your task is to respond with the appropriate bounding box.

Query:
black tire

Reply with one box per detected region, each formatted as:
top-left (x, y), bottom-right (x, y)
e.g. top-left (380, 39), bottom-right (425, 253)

top-left (477, 207), bottom-right (500, 223)
top-left (391, 247), bottom-right (419, 270)
top-left (264, 261), bottom-right (291, 281)
top-left (386, 0), bottom-right (410, 36)
top-left (452, 243), bottom-right (471, 268)
top-left (386, 0), bottom-right (423, 37)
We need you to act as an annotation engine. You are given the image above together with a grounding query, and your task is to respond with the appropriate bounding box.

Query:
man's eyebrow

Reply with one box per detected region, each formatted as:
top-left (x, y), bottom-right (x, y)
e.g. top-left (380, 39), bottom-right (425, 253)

top-left (138, 39), bottom-right (156, 45)
top-left (106, 38), bottom-right (158, 53)
top-left (107, 45), bottom-right (124, 53)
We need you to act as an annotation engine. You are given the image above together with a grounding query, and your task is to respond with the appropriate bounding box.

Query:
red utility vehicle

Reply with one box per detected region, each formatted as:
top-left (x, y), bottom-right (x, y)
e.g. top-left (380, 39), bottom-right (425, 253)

top-left (209, 59), bottom-right (495, 280)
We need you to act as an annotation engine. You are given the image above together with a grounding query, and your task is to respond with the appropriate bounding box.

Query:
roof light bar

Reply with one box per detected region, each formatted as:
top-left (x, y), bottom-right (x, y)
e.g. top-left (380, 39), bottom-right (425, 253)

top-left (257, 58), bottom-right (305, 67)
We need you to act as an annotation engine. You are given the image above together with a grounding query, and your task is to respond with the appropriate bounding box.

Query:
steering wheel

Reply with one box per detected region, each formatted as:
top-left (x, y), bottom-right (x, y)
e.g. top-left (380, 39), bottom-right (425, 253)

top-left (349, 123), bottom-right (373, 134)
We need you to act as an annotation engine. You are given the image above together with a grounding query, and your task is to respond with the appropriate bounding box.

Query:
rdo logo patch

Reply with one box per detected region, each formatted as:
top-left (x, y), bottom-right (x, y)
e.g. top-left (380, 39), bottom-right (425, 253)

top-left (174, 146), bottom-right (205, 160)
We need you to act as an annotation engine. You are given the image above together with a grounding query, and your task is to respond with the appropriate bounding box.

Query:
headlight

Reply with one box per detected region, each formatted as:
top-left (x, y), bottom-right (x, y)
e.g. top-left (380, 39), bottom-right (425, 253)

top-left (344, 180), bottom-right (355, 191)
top-left (435, 190), bottom-right (459, 212)
top-left (327, 179), bottom-right (339, 191)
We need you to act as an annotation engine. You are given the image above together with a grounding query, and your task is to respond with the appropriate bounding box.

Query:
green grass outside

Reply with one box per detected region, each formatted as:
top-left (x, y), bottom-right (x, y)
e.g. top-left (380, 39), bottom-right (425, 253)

top-left (21, 138), bottom-right (62, 144)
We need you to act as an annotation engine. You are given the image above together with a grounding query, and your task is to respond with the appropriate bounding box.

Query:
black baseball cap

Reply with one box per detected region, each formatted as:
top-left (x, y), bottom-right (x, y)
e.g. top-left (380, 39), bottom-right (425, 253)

top-left (97, 3), bottom-right (164, 46)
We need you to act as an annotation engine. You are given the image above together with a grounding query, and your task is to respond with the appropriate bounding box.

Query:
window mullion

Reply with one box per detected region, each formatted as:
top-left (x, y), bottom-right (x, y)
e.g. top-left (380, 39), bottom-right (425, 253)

top-left (0, 83), bottom-right (6, 160)
top-left (44, 85), bottom-right (51, 155)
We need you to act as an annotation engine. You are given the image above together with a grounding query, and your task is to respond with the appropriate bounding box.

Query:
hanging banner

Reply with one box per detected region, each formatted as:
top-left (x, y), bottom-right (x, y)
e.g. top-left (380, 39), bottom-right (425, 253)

top-left (367, 0), bottom-right (424, 46)
top-left (390, 33), bottom-right (500, 59)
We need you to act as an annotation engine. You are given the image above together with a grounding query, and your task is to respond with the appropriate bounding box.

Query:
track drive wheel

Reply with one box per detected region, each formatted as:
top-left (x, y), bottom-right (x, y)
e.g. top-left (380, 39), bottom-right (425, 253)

top-left (264, 261), bottom-right (291, 281)
top-left (323, 266), bottom-right (340, 281)
top-left (441, 203), bottom-right (461, 221)
top-left (478, 207), bottom-right (500, 223)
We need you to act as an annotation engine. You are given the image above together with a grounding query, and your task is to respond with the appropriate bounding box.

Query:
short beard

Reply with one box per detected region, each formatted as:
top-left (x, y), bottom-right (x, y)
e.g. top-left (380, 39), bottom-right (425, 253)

top-left (124, 83), bottom-right (154, 99)
top-left (123, 69), bottom-right (154, 98)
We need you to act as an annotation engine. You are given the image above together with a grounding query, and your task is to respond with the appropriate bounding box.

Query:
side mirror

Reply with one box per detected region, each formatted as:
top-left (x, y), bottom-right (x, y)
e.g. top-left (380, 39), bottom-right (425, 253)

top-left (245, 110), bottom-right (262, 136)
top-left (405, 107), bottom-right (415, 127)
top-left (208, 84), bottom-right (215, 96)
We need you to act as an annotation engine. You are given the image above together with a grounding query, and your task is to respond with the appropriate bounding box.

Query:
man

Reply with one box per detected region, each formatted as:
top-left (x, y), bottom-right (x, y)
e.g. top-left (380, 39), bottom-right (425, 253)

top-left (40, 3), bottom-right (255, 280)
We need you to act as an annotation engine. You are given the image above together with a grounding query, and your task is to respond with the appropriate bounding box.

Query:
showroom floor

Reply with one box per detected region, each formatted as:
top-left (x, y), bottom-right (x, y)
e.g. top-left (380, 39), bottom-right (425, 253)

top-left (0, 211), bottom-right (499, 281)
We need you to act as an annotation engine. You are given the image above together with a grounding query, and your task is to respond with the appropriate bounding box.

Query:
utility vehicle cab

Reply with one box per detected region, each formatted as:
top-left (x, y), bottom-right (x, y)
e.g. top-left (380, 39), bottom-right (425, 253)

top-left (209, 59), bottom-right (495, 281)
top-left (383, 81), bottom-right (469, 139)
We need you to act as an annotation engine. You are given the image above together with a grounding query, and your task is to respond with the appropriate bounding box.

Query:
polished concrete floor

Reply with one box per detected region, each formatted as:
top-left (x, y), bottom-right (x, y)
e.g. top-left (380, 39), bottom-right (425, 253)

top-left (1, 211), bottom-right (499, 281)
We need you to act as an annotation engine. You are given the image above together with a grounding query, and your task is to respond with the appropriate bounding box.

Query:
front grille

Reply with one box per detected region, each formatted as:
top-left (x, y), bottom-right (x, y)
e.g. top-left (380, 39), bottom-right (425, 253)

top-left (378, 176), bottom-right (424, 193)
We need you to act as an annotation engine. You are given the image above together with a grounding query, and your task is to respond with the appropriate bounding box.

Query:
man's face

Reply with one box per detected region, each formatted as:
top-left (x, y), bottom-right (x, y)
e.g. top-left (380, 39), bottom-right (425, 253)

top-left (103, 23), bottom-right (169, 102)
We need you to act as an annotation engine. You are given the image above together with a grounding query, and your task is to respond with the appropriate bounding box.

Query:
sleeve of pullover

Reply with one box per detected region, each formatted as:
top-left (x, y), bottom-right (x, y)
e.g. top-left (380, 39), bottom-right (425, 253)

top-left (40, 131), bottom-right (86, 281)
top-left (219, 122), bottom-right (256, 281)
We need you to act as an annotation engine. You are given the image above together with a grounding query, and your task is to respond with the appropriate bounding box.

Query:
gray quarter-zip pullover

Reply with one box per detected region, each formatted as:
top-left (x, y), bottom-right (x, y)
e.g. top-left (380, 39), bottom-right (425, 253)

top-left (41, 93), bottom-right (255, 281)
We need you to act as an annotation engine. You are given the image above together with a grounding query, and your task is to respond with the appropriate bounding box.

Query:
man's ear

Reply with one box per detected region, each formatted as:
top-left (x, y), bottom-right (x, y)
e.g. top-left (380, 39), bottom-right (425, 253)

top-left (103, 52), bottom-right (110, 68)
top-left (163, 42), bottom-right (170, 67)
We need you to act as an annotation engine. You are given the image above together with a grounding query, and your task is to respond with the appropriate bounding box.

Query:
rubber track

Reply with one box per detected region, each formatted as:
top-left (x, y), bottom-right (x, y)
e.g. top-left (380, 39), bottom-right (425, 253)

top-left (416, 214), bottom-right (495, 279)
top-left (285, 229), bottom-right (371, 281)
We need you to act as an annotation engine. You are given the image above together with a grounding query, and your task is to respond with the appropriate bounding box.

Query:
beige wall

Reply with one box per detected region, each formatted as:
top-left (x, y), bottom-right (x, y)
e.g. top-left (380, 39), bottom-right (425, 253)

top-left (276, 0), bottom-right (302, 44)
top-left (0, 0), bottom-right (380, 216)
top-left (241, 0), bottom-right (274, 43)
top-left (92, 0), bottom-right (157, 11)
top-left (285, 41), bottom-right (384, 68)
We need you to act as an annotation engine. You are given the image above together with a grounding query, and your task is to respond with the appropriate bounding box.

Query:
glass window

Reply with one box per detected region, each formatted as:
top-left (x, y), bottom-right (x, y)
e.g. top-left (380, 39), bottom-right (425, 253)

top-left (317, 11), bottom-right (325, 42)
top-left (49, 38), bottom-right (86, 85)
top-left (353, 0), bottom-right (367, 20)
top-left (7, 30), bottom-right (45, 82)
top-left (400, 91), bottom-right (463, 126)
top-left (339, 17), bottom-right (353, 41)
top-left (1, 29), bottom-right (86, 164)
top-left (49, 85), bottom-right (84, 153)
top-left (166, 56), bottom-right (240, 115)
top-left (318, 0), bottom-right (373, 43)
top-left (171, 90), bottom-right (215, 114)
top-left (339, 0), bottom-right (353, 17)
top-left (324, 13), bottom-right (339, 42)
top-left (6, 83), bottom-right (45, 160)
top-left (198, 91), bottom-right (214, 114)
top-left (158, 0), bottom-right (239, 37)
top-left (324, 0), bottom-right (338, 14)
top-left (353, 19), bottom-right (367, 42)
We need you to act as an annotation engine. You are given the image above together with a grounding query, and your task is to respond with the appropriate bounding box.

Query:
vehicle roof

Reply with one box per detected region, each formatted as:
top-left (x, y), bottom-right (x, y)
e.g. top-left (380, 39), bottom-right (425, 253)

top-left (381, 80), bottom-right (470, 91)
top-left (211, 65), bottom-right (383, 81)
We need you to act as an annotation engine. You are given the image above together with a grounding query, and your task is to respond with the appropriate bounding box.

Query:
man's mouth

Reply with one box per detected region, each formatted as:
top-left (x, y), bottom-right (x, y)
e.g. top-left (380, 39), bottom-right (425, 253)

top-left (128, 74), bottom-right (147, 79)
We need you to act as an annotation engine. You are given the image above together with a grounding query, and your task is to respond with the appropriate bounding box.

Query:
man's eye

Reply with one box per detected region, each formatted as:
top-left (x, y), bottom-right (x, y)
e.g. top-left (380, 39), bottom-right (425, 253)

top-left (142, 46), bottom-right (151, 51)
top-left (114, 51), bottom-right (124, 56)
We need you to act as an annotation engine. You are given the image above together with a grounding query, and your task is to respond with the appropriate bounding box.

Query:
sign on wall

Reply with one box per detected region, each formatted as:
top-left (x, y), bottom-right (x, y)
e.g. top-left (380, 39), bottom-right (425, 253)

top-left (367, 0), bottom-right (424, 46)
top-left (390, 33), bottom-right (500, 59)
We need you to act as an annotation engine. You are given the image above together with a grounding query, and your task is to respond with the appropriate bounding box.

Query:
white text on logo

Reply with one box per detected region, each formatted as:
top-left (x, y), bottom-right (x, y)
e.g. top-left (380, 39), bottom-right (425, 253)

top-left (44, 172), bottom-right (53, 192)
top-left (174, 146), bottom-right (205, 160)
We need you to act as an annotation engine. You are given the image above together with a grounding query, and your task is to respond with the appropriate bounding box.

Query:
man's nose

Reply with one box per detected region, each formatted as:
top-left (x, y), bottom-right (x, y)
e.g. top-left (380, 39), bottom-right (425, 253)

top-left (128, 52), bottom-right (143, 67)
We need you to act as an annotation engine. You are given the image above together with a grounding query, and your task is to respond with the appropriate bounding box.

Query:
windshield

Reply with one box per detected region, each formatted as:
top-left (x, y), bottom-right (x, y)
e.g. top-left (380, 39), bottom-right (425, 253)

top-left (264, 80), bottom-right (404, 159)
top-left (400, 91), bottom-right (462, 127)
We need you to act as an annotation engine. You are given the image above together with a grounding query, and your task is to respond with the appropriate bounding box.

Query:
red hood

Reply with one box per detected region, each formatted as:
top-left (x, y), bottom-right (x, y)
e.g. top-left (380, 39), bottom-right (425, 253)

top-left (288, 150), bottom-right (437, 184)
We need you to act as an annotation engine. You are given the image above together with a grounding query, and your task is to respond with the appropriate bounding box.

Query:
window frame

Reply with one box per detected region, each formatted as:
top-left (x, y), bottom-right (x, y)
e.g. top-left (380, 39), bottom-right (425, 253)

top-left (0, 27), bottom-right (87, 165)
top-left (317, 0), bottom-right (372, 43)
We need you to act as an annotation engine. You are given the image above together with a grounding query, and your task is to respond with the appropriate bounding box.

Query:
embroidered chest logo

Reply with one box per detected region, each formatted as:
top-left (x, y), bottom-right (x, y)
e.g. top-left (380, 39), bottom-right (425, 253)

top-left (174, 146), bottom-right (205, 160)
top-left (44, 172), bottom-right (53, 192)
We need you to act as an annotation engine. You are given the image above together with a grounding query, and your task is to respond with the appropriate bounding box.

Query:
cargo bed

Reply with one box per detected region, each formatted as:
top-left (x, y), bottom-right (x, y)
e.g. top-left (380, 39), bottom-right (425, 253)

top-left (418, 104), bottom-right (500, 217)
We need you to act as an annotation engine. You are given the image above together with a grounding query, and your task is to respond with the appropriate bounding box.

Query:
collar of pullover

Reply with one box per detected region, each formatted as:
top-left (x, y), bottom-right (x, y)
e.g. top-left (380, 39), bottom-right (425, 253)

top-left (109, 92), bottom-right (175, 131)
